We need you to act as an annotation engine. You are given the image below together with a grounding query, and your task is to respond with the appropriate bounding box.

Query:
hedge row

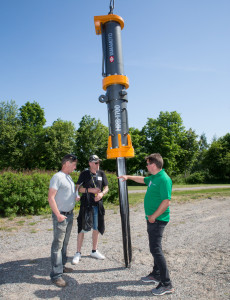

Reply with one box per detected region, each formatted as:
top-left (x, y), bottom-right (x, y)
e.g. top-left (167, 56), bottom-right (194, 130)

top-left (0, 171), bottom-right (119, 217)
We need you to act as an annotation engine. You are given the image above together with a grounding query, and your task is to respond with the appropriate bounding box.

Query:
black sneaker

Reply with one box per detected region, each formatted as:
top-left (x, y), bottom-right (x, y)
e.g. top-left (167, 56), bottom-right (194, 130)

top-left (141, 273), bottom-right (160, 283)
top-left (152, 282), bottom-right (174, 295)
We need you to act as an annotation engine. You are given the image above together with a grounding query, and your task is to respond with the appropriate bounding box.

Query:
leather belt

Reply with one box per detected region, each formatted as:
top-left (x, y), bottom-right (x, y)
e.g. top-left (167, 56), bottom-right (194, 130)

top-left (60, 210), bottom-right (73, 216)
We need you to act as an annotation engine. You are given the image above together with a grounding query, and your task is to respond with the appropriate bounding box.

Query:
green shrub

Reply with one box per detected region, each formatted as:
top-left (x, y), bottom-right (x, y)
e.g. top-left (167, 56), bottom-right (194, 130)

top-left (103, 173), bottom-right (119, 204)
top-left (171, 174), bottom-right (186, 184)
top-left (185, 171), bottom-right (207, 184)
top-left (0, 170), bottom-right (119, 216)
top-left (0, 171), bottom-right (53, 217)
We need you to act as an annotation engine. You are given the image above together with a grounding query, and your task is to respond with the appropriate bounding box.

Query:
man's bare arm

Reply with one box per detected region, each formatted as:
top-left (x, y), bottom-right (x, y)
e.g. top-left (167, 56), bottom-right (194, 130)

top-left (118, 175), bottom-right (145, 184)
top-left (48, 188), bottom-right (66, 222)
top-left (147, 199), bottom-right (170, 223)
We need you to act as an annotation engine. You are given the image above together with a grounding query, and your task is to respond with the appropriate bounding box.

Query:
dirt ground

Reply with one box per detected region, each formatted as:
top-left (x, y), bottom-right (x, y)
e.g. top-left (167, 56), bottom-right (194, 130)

top-left (0, 196), bottom-right (229, 300)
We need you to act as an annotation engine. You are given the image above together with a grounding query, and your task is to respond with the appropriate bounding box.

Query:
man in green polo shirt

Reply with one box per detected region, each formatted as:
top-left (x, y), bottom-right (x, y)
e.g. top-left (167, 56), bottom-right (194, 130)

top-left (118, 153), bottom-right (174, 296)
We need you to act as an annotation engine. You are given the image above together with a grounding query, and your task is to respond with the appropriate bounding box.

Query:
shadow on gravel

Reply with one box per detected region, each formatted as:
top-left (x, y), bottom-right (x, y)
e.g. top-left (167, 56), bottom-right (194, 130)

top-left (0, 257), bottom-right (51, 286)
top-left (34, 279), bottom-right (151, 299)
top-left (0, 258), bottom-right (151, 299)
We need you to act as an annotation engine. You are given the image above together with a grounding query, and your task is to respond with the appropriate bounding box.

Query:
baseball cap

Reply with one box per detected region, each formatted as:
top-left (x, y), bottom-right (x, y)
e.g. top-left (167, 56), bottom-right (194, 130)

top-left (89, 155), bottom-right (102, 162)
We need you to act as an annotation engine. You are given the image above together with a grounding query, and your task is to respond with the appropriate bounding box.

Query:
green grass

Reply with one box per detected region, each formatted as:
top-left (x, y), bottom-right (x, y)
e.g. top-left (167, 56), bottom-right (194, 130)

top-left (16, 220), bottom-right (25, 226)
top-left (0, 226), bottom-right (18, 232)
top-left (128, 184), bottom-right (230, 191)
top-left (104, 186), bottom-right (230, 208)
top-left (29, 222), bottom-right (37, 226)
top-left (171, 188), bottom-right (230, 203)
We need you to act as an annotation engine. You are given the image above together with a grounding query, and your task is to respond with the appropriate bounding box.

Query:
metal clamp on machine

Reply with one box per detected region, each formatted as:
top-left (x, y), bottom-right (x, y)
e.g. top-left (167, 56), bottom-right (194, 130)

top-left (107, 134), bottom-right (134, 159)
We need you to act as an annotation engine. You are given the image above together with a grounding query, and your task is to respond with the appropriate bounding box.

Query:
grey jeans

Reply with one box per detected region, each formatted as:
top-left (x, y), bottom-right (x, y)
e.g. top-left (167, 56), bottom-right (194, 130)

top-left (50, 212), bottom-right (73, 280)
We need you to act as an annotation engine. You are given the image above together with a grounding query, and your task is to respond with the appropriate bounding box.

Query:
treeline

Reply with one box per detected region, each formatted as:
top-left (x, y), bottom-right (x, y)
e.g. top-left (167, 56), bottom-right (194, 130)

top-left (1, 100), bottom-right (230, 183)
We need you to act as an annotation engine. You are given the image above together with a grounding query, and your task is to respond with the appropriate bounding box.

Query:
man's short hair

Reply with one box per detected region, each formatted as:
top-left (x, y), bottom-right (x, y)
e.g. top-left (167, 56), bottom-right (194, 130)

top-left (61, 154), bottom-right (77, 166)
top-left (145, 153), bottom-right (163, 169)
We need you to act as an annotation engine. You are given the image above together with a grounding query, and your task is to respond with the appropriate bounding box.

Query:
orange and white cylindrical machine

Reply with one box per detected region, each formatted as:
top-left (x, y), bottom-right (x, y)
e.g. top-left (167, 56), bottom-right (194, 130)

top-left (94, 12), bottom-right (134, 267)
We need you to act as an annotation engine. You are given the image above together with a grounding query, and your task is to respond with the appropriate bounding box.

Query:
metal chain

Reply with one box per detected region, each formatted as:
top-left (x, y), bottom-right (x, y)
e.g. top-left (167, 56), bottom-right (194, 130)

top-left (108, 0), bottom-right (115, 14)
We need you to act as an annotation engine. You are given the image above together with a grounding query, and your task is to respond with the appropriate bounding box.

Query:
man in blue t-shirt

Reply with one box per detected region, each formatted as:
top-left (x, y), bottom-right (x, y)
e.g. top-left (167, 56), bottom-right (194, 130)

top-left (118, 153), bottom-right (174, 296)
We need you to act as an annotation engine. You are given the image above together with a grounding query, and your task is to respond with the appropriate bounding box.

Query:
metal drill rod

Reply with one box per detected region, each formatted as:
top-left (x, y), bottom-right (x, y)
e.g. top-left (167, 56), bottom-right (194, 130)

top-left (117, 157), bottom-right (132, 267)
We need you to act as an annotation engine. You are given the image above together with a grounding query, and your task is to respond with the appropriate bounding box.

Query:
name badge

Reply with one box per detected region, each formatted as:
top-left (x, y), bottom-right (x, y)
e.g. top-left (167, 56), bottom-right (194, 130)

top-left (97, 176), bottom-right (102, 181)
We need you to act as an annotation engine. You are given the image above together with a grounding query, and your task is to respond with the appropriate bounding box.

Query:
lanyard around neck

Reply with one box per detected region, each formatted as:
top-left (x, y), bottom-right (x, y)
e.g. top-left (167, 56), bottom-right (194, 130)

top-left (90, 172), bottom-right (97, 188)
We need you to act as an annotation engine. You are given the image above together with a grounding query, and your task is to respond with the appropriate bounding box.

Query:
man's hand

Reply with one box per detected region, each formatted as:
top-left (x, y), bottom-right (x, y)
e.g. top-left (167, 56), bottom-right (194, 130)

top-left (118, 175), bottom-right (128, 181)
top-left (95, 192), bottom-right (104, 202)
top-left (57, 214), bottom-right (67, 222)
top-left (75, 196), bottom-right (80, 202)
top-left (147, 215), bottom-right (156, 223)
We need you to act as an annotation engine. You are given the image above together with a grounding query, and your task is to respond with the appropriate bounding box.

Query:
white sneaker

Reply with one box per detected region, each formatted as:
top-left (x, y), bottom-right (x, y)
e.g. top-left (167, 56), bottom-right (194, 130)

top-left (90, 250), bottom-right (105, 260)
top-left (72, 252), bottom-right (81, 264)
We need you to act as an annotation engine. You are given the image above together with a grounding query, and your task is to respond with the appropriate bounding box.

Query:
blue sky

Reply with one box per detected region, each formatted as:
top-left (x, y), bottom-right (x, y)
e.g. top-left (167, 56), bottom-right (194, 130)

top-left (1, 0), bottom-right (229, 144)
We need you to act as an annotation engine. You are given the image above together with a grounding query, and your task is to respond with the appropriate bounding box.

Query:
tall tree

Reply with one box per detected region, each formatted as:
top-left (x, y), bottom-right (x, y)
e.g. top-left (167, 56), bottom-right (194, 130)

top-left (41, 119), bottom-right (76, 170)
top-left (127, 127), bottom-right (147, 174)
top-left (17, 101), bottom-right (46, 169)
top-left (75, 115), bottom-right (109, 171)
top-left (0, 100), bottom-right (21, 169)
top-left (192, 133), bottom-right (209, 172)
top-left (203, 133), bottom-right (230, 181)
top-left (177, 128), bottom-right (199, 176)
top-left (142, 111), bottom-right (185, 175)
top-left (142, 111), bottom-right (200, 176)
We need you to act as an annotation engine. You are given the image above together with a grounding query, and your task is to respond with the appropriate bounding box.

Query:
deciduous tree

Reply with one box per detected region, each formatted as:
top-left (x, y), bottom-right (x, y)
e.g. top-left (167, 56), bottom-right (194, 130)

top-left (75, 115), bottom-right (108, 171)
top-left (0, 100), bottom-right (21, 169)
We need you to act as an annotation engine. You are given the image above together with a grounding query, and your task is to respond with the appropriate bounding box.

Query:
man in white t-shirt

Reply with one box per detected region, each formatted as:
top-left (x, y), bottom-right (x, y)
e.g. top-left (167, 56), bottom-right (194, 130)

top-left (48, 154), bottom-right (79, 287)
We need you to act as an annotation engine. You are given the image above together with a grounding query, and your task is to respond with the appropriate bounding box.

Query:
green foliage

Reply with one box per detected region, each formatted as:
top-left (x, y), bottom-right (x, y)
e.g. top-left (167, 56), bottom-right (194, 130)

top-left (1, 100), bottom-right (230, 184)
top-left (0, 171), bottom-right (52, 217)
top-left (103, 173), bottom-right (119, 204)
top-left (75, 115), bottom-right (109, 171)
top-left (142, 112), bottom-right (184, 175)
top-left (0, 171), bottom-right (119, 216)
top-left (185, 171), bottom-right (208, 184)
top-left (0, 100), bottom-right (21, 169)
top-left (41, 119), bottom-right (77, 170)
top-left (19, 101), bottom-right (46, 128)
top-left (127, 127), bottom-right (147, 174)
top-left (203, 133), bottom-right (230, 180)
top-left (171, 174), bottom-right (186, 185)
top-left (16, 101), bottom-right (47, 169)
top-left (142, 111), bottom-right (199, 176)
top-left (177, 128), bottom-right (199, 176)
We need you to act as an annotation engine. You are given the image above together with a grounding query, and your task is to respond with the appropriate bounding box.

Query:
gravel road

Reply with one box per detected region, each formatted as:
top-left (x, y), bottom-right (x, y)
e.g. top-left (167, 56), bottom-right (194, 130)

top-left (0, 196), bottom-right (229, 300)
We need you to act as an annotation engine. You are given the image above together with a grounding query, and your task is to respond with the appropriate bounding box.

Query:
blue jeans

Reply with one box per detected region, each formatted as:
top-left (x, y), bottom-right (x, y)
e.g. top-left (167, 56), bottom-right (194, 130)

top-left (81, 206), bottom-right (98, 233)
top-left (50, 212), bottom-right (73, 280)
top-left (93, 206), bottom-right (98, 230)
top-left (147, 220), bottom-right (171, 285)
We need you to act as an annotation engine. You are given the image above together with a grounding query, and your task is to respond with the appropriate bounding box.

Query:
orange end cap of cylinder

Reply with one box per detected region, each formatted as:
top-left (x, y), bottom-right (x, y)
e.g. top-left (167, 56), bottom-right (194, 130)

top-left (94, 14), bottom-right (124, 35)
top-left (107, 134), bottom-right (135, 159)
